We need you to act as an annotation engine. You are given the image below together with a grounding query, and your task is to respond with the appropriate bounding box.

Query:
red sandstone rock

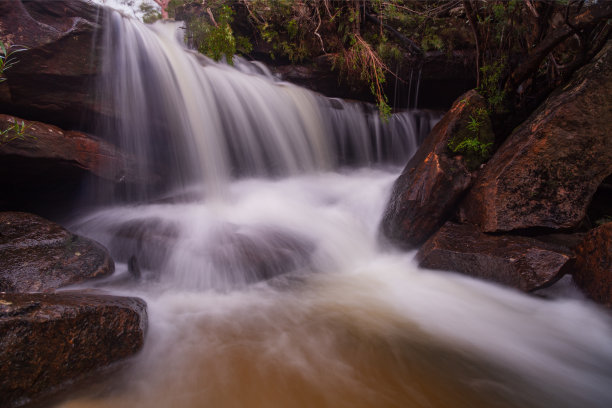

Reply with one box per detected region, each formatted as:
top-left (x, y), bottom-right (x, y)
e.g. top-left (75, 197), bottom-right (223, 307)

top-left (0, 292), bottom-right (146, 408)
top-left (0, 114), bottom-right (137, 183)
top-left (0, 0), bottom-right (107, 129)
top-left (380, 90), bottom-right (489, 247)
top-left (460, 41), bottom-right (612, 232)
top-left (572, 223), bottom-right (612, 306)
top-left (0, 212), bottom-right (114, 293)
top-left (417, 222), bottom-right (573, 291)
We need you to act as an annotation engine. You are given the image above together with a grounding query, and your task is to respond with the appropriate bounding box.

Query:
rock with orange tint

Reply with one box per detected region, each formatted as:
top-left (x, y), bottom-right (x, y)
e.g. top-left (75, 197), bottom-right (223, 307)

top-left (572, 223), bottom-right (612, 306)
top-left (380, 90), bottom-right (488, 247)
top-left (0, 212), bottom-right (114, 293)
top-left (460, 41), bottom-right (612, 232)
top-left (0, 0), bottom-right (107, 130)
top-left (0, 114), bottom-right (137, 183)
top-left (0, 292), bottom-right (146, 408)
top-left (417, 222), bottom-right (573, 291)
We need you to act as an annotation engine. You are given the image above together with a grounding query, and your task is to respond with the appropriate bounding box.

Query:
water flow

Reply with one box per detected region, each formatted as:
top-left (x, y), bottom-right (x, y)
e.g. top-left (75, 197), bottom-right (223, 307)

top-left (97, 12), bottom-right (437, 200)
top-left (61, 10), bottom-right (612, 408)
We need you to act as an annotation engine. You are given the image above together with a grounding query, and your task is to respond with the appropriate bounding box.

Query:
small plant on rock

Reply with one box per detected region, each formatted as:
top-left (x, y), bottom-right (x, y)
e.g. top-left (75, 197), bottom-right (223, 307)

top-left (448, 106), bottom-right (494, 170)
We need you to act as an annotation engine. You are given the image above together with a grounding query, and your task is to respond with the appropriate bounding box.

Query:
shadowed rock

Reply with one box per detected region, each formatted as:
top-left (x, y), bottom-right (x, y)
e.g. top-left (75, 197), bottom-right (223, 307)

top-left (0, 212), bottom-right (114, 292)
top-left (572, 223), bottom-right (612, 306)
top-left (460, 41), bottom-right (612, 232)
top-left (0, 0), bottom-right (107, 130)
top-left (417, 222), bottom-right (573, 292)
top-left (380, 90), bottom-right (489, 247)
top-left (0, 114), bottom-right (138, 183)
top-left (0, 292), bottom-right (146, 408)
top-left (106, 217), bottom-right (315, 287)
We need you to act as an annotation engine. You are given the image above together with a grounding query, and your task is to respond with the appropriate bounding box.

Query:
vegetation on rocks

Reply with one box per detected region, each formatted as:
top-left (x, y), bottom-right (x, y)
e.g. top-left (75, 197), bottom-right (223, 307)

top-left (131, 0), bottom-right (612, 124)
top-left (0, 41), bottom-right (29, 145)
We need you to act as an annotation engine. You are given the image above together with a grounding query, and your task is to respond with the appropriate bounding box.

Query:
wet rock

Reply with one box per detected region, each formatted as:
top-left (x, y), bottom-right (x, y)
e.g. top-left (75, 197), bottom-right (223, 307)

top-left (209, 226), bottom-right (315, 284)
top-left (107, 218), bottom-right (314, 285)
top-left (460, 41), bottom-right (612, 232)
top-left (417, 222), bottom-right (573, 292)
top-left (572, 223), bottom-right (612, 306)
top-left (0, 114), bottom-right (137, 183)
top-left (109, 217), bottom-right (180, 271)
top-left (0, 0), bottom-right (106, 130)
top-left (0, 212), bottom-right (114, 292)
top-left (380, 90), bottom-right (489, 247)
top-left (0, 292), bottom-right (146, 408)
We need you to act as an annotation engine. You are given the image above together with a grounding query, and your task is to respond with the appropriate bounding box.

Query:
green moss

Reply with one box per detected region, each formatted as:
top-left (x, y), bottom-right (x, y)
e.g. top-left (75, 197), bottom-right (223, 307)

top-left (448, 105), bottom-right (494, 170)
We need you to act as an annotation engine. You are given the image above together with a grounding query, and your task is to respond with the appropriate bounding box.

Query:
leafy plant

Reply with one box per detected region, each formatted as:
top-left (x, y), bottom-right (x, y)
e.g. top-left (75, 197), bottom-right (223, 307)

top-left (0, 120), bottom-right (31, 147)
top-left (0, 41), bottom-right (32, 147)
top-left (140, 2), bottom-right (162, 24)
top-left (0, 41), bottom-right (27, 83)
top-left (183, 4), bottom-right (252, 65)
top-left (448, 105), bottom-right (494, 170)
top-left (478, 60), bottom-right (506, 112)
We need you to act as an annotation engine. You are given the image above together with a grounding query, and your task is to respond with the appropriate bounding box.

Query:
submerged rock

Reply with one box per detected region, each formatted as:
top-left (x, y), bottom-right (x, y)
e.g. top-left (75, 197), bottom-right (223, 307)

top-left (0, 292), bottom-right (146, 408)
top-left (460, 41), bottom-right (612, 232)
top-left (417, 222), bottom-right (573, 292)
top-left (572, 223), bottom-right (612, 306)
top-left (380, 90), bottom-right (489, 247)
top-left (0, 212), bottom-right (114, 292)
top-left (108, 217), bottom-right (315, 287)
top-left (209, 226), bottom-right (315, 284)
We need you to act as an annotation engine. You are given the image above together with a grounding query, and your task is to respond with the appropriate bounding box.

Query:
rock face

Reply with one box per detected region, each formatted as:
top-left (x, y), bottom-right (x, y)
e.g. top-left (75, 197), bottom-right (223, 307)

top-left (0, 292), bottom-right (146, 408)
top-left (460, 41), bottom-right (612, 232)
top-left (0, 114), bottom-right (136, 183)
top-left (0, 0), bottom-right (106, 130)
top-left (417, 222), bottom-right (573, 291)
top-left (572, 223), bottom-right (612, 306)
top-left (0, 212), bottom-right (114, 293)
top-left (380, 90), bottom-right (489, 247)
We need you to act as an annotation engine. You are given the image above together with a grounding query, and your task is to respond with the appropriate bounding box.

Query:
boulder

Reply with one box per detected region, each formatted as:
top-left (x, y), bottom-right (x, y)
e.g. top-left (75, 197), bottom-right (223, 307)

top-left (0, 0), bottom-right (106, 130)
top-left (380, 90), bottom-right (490, 247)
top-left (417, 222), bottom-right (573, 292)
top-left (209, 226), bottom-right (315, 284)
top-left (0, 292), bottom-right (146, 408)
top-left (0, 212), bottom-right (114, 293)
top-left (572, 223), bottom-right (612, 306)
top-left (0, 114), bottom-right (137, 183)
top-left (460, 41), bottom-right (612, 232)
top-left (97, 213), bottom-right (315, 287)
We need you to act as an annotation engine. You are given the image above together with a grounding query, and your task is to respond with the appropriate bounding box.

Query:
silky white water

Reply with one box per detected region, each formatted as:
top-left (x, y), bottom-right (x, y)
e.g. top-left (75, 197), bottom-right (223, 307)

top-left (59, 10), bottom-right (612, 408)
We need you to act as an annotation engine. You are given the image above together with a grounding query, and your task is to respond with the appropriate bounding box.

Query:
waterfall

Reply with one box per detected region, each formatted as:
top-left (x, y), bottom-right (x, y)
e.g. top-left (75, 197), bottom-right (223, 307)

top-left (63, 10), bottom-right (612, 408)
top-left (96, 12), bottom-right (438, 201)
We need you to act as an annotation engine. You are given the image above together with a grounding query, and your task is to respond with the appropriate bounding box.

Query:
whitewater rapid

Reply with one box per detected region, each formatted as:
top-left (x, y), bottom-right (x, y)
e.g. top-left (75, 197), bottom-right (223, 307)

top-left (55, 9), bottom-right (612, 408)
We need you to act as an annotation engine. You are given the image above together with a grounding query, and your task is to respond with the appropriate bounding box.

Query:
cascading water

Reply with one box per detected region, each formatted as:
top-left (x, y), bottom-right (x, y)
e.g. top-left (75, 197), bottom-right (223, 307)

top-left (60, 9), bottom-right (612, 408)
top-left (94, 12), bottom-right (437, 201)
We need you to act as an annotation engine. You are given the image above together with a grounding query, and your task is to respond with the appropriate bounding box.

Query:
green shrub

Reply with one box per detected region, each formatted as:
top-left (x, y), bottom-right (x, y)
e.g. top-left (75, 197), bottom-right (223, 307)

top-left (448, 106), bottom-right (494, 170)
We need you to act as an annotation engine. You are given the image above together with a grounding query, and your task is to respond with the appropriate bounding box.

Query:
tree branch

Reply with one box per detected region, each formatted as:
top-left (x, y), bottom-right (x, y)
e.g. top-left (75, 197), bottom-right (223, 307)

top-left (463, 0), bottom-right (482, 88)
top-left (363, 11), bottom-right (422, 56)
top-left (506, 2), bottom-right (612, 94)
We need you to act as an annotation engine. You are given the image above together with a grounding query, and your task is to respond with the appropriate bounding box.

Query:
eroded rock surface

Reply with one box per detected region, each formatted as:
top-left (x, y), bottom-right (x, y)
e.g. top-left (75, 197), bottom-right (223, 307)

top-left (0, 114), bottom-right (137, 183)
top-left (460, 41), bottom-right (612, 232)
top-left (572, 223), bottom-right (612, 306)
top-left (380, 90), bottom-right (489, 247)
top-left (417, 222), bottom-right (573, 291)
top-left (0, 292), bottom-right (146, 408)
top-left (0, 0), bottom-right (106, 129)
top-left (0, 212), bottom-right (114, 292)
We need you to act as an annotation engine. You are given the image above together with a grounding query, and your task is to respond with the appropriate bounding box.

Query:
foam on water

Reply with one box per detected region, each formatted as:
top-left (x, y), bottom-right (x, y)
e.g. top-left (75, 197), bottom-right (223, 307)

top-left (57, 10), bottom-right (612, 408)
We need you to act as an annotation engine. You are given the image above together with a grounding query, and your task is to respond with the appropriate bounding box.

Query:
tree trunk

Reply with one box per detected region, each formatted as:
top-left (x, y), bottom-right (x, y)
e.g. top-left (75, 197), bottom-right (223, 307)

top-left (506, 2), bottom-right (612, 94)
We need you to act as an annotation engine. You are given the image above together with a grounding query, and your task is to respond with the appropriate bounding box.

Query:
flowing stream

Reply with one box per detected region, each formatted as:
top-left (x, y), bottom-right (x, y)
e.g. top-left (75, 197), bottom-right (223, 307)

top-left (58, 10), bottom-right (612, 408)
